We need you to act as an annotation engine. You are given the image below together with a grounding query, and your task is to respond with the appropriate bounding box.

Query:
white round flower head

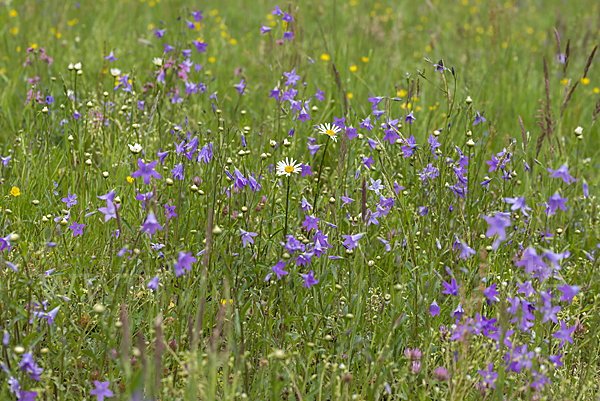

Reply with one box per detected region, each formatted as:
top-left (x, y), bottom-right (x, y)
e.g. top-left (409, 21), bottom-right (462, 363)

top-left (110, 68), bottom-right (121, 77)
top-left (153, 57), bottom-right (163, 67)
top-left (317, 123), bottom-right (341, 142)
top-left (574, 126), bottom-right (583, 135)
top-left (128, 143), bottom-right (143, 154)
top-left (276, 157), bottom-right (301, 177)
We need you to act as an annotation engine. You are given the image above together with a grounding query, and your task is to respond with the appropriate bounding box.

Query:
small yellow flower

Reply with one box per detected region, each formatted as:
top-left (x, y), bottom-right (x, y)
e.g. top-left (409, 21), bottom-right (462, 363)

top-left (560, 78), bottom-right (569, 85)
top-left (350, 0), bottom-right (358, 5)
top-left (501, 41), bottom-right (508, 48)
top-left (321, 53), bottom-right (330, 61)
top-left (526, 27), bottom-right (534, 35)
top-left (361, 56), bottom-right (369, 63)
top-left (208, 56), bottom-right (216, 63)
top-left (9, 10), bottom-right (17, 17)
top-left (229, 38), bottom-right (237, 45)
top-left (127, 176), bottom-right (134, 183)
top-left (148, 23), bottom-right (155, 30)
top-left (11, 187), bottom-right (20, 197)
top-left (349, 65), bottom-right (357, 72)
top-left (220, 299), bottom-right (233, 305)
top-left (581, 77), bottom-right (590, 85)
top-left (573, 295), bottom-right (578, 303)
top-left (594, 87), bottom-right (599, 94)
top-left (347, 93), bottom-right (353, 99)
top-left (10, 27), bottom-right (18, 35)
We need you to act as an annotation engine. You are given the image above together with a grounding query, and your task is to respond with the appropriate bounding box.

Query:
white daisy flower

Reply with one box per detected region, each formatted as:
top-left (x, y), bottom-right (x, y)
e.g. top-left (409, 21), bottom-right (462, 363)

top-left (128, 143), bottom-right (143, 154)
top-left (110, 68), bottom-right (121, 77)
top-left (276, 157), bottom-right (301, 177)
top-left (153, 57), bottom-right (163, 67)
top-left (317, 123), bottom-right (341, 142)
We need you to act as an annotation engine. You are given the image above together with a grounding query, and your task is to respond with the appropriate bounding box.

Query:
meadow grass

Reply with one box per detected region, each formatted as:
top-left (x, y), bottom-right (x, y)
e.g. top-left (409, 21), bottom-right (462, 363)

top-left (0, 0), bottom-right (599, 399)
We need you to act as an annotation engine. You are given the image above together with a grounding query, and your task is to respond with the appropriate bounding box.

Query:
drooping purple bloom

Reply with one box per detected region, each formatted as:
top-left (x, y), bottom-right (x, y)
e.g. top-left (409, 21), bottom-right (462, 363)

top-left (341, 191), bottom-right (354, 207)
top-left (239, 229), bottom-right (258, 248)
top-left (546, 193), bottom-right (568, 215)
top-left (90, 380), bottom-right (114, 401)
top-left (283, 68), bottom-right (300, 87)
top-left (368, 178), bottom-right (384, 195)
top-left (193, 40), bottom-right (208, 53)
top-left (302, 215), bottom-right (319, 231)
top-left (483, 213), bottom-right (512, 249)
top-left (557, 284), bottom-right (580, 304)
top-left (301, 270), bottom-right (319, 288)
top-left (61, 193), bottom-right (78, 208)
top-left (165, 203), bottom-right (178, 219)
top-left (363, 156), bottom-right (374, 170)
top-left (98, 199), bottom-right (118, 222)
top-left (174, 251), bottom-right (197, 277)
top-left (473, 110), bottom-right (486, 126)
top-left (267, 260), bottom-right (288, 281)
top-left (131, 159), bottom-right (162, 185)
top-left (155, 29), bottom-right (166, 38)
top-left (383, 129), bottom-right (399, 145)
top-left (68, 222), bottom-right (85, 236)
top-left (429, 300), bottom-right (440, 316)
top-left (401, 135), bottom-right (418, 157)
top-left (147, 276), bottom-right (159, 291)
top-left (547, 164), bottom-right (577, 184)
top-left (553, 319), bottom-right (576, 348)
top-left (452, 304), bottom-right (464, 319)
top-left (307, 143), bottom-right (320, 155)
top-left (342, 233), bottom-right (363, 250)
top-left (404, 111), bottom-right (416, 125)
top-left (459, 242), bottom-right (476, 259)
top-left (483, 284), bottom-right (499, 304)
top-left (104, 51), bottom-right (117, 63)
top-left (141, 213), bottom-right (163, 236)
top-left (234, 79), bottom-right (246, 94)
top-left (478, 363), bottom-right (498, 388)
top-left (315, 89), bottom-right (325, 102)
top-left (19, 353), bottom-right (44, 381)
top-left (260, 25), bottom-right (271, 35)
top-left (442, 278), bottom-right (459, 296)
top-left (504, 196), bottom-right (531, 216)
top-left (514, 247), bottom-right (546, 274)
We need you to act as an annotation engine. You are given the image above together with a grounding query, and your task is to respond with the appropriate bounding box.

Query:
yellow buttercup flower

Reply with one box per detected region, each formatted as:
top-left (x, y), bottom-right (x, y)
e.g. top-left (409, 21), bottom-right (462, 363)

top-left (321, 53), bottom-right (330, 61)
top-left (350, 65), bottom-right (357, 72)
top-left (127, 176), bottom-right (134, 183)
top-left (362, 56), bottom-right (369, 62)
top-left (11, 187), bottom-right (20, 197)
top-left (581, 77), bottom-right (590, 85)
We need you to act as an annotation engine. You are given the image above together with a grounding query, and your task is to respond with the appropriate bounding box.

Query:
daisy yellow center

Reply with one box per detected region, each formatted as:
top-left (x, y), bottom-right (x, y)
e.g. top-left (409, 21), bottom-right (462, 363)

top-left (326, 129), bottom-right (336, 137)
top-left (285, 165), bottom-right (294, 173)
